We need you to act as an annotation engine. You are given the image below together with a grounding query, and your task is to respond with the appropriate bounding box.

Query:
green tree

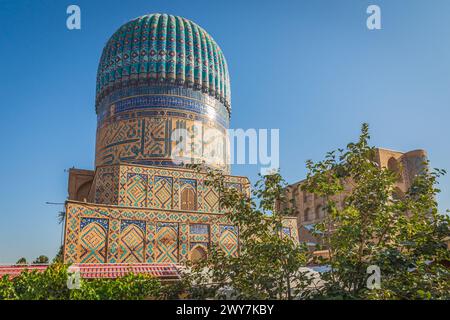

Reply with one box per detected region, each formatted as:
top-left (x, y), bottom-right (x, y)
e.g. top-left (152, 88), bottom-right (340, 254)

top-left (0, 263), bottom-right (162, 300)
top-left (53, 246), bottom-right (64, 264)
top-left (15, 257), bottom-right (27, 265)
top-left (187, 167), bottom-right (312, 300)
top-left (301, 123), bottom-right (450, 299)
top-left (70, 273), bottom-right (161, 300)
top-left (0, 276), bottom-right (15, 300)
top-left (57, 210), bottom-right (66, 225)
top-left (32, 255), bottom-right (49, 264)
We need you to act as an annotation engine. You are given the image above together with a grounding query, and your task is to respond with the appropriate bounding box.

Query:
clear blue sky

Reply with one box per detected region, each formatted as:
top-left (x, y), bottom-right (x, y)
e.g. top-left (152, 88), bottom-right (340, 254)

top-left (0, 0), bottom-right (449, 263)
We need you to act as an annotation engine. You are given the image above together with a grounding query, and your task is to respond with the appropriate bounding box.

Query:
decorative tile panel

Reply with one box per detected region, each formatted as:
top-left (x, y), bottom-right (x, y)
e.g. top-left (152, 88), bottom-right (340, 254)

top-left (119, 220), bottom-right (146, 263)
top-left (79, 218), bottom-right (109, 263)
top-left (219, 225), bottom-right (239, 257)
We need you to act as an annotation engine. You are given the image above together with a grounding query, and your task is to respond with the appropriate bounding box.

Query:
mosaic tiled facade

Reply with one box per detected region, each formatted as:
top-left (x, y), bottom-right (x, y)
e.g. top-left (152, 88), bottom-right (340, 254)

top-left (64, 197), bottom-right (298, 264)
top-left (95, 95), bottom-right (231, 172)
top-left (65, 165), bottom-right (259, 264)
top-left (63, 13), bottom-right (299, 265)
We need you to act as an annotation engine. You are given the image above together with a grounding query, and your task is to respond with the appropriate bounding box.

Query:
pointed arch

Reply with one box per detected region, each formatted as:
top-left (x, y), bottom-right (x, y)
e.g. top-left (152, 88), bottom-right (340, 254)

top-left (155, 223), bottom-right (179, 263)
top-left (79, 222), bottom-right (108, 263)
top-left (190, 245), bottom-right (208, 263)
top-left (219, 226), bottom-right (238, 257)
top-left (119, 223), bottom-right (146, 263)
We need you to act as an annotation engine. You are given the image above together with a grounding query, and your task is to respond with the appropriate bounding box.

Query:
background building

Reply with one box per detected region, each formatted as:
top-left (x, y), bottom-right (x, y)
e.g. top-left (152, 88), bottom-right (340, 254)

top-left (281, 148), bottom-right (428, 247)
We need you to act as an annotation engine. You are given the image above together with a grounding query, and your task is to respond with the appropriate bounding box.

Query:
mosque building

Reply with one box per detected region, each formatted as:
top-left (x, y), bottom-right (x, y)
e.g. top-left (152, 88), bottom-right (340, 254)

top-left (0, 13), bottom-right (433, 280)
top-left (63, 13), bottom-right (299, 266)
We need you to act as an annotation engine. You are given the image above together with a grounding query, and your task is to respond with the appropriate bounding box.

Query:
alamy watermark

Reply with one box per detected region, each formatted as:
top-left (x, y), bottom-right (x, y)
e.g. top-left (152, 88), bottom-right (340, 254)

top-left (366, 265), bottom-right (381, 289)
top-left (66, 5), bottom-right (81, 30)
top-left (67, 265), bottom-right (81, 289)
top-left (367, 5), bottom-right (381, 30)
top-left (170, 124), bottom-right (279, 175)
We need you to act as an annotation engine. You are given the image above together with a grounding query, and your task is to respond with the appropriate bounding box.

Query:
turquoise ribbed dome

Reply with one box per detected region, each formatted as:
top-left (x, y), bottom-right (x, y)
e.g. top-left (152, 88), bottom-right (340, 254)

top-left (96, 13), bottom-right (231, 113)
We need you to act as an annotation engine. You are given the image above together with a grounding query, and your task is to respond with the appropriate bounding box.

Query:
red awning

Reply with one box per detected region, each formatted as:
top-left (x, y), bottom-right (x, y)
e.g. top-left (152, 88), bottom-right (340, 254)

top-left (0, 263), bottom-right (180, 280)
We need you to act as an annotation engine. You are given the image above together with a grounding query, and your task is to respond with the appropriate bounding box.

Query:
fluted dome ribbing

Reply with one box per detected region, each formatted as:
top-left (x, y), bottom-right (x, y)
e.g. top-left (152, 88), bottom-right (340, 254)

top-left (96, 13), bottom-right (231, 113)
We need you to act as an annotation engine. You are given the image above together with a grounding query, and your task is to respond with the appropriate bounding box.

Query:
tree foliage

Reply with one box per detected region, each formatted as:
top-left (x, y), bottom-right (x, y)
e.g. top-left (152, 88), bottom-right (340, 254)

top-left (32, 255), bottom-right (49, 265)
top-left (301, 123), bottom-right (450, 299)
top-left (53, 246), bottom-right (64, 264)
top-left (0, 263), bottom-right (162, 300)
top-left (15, 257), bottom-right (27, 265)
top-left (184, 167), bottom-right (313, 299)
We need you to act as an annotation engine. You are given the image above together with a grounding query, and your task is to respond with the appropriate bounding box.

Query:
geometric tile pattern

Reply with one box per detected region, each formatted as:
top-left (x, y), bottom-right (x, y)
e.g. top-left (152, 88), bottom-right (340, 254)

top-left (219, 225), bottom-right (239, 257)
top-left (225, 182), bottom-right (243, 192)
top-left (94, 166), bottom-right (120, 205)
top-left (100, 164), bottom-right (249, 213)
top-left (211, 224), bottom-right (220, 243)
top-left (80, 217), bottom-right (109, 230)
top-left (63, 166), bottom-right (301, 264)
top-left (146, 223), bottom-right (156, 263)
top-left (189, 223), bottom-right (209, 261)
top-left (95, 109), bottom-right (230, 172)
top-left (119, 220), bottom-right (146, 263)
top-left (143, 118), bottom-right (170, 157)
top-left (64, 200), bottom-right (299, 264)
top-left (108, 219), bottom-right (120, 263)
top-left (189, 223), bottom-right (210, 250)
top-left (111, 164), bottom-right (248, 213)
top-left (155, 222), bottom-right (179, 263)
top-left (124, 173), bottom-right (148, 207)
top-left (203, 185), bottom-right (220, 212)
top-left (95, 172), bottom-right (116, 204)
top-left (179, 178), bottom-right (197, 189)
top-left (96, 118), bottom-right (142, 165)
top-left (189, 224), bottom-right (209, 235)
top-left (179, 223), bottom-right (189, 263)
top-left (79, 218), bottom-right (109, 263)
top-left (153, 176), bottom-right (173, 209)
